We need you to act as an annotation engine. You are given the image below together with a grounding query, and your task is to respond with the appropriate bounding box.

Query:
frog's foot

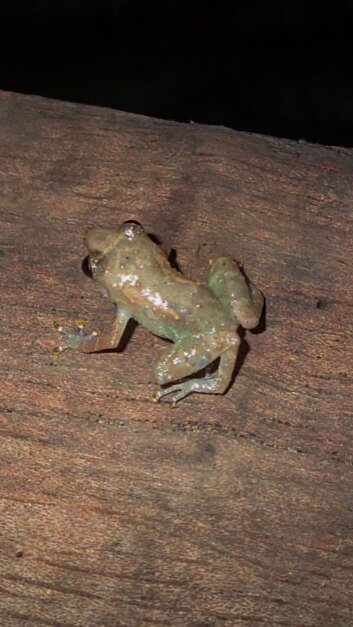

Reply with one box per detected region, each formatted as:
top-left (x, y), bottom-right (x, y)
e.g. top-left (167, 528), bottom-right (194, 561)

top-left (153, 374), bottom-right (219, 406)
top-left (53, 319), bottom-right (100, 355)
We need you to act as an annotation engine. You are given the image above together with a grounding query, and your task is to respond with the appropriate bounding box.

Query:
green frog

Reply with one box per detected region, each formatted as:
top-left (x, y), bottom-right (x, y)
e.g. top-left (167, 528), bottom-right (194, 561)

top-left (55, 221), bottom-right (263, 405)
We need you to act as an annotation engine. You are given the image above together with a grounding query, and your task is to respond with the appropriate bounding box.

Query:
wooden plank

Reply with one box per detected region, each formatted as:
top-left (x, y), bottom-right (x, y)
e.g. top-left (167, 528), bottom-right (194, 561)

top-left (0, 91), bottom-right (352, 624)
top-left (1, 413), bottom-right (353, 625)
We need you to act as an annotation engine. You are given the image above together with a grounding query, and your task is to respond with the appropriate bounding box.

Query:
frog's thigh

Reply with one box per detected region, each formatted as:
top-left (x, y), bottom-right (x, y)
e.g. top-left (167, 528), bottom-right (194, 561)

top-left (154, 332), bottom-right (239, 385)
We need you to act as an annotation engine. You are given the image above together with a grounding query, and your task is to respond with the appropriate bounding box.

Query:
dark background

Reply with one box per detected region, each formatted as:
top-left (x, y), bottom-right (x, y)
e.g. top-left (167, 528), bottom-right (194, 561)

top-left (2, 1), bottom-right (353, 146)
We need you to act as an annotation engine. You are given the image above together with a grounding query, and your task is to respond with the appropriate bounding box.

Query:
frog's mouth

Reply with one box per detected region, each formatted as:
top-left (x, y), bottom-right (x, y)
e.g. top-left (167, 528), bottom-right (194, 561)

top-left (85, 227), bottom-right (120, 257)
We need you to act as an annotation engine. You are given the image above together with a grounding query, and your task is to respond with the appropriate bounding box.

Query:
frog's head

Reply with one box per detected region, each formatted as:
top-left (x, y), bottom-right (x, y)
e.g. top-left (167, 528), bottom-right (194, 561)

top-left (85, 221), bottom-right (148, 279)
top-left (85, 221), bottom-right (144, 255)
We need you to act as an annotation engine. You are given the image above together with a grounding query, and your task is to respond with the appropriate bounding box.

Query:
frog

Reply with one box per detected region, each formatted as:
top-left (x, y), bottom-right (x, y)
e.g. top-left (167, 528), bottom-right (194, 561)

top-left (54, 221), bottom-right (264, 405)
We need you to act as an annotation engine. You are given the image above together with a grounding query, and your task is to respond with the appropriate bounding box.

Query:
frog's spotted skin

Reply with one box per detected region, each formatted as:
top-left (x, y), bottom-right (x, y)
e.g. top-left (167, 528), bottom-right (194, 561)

top-left (55, 221), bottom-right (264, 405)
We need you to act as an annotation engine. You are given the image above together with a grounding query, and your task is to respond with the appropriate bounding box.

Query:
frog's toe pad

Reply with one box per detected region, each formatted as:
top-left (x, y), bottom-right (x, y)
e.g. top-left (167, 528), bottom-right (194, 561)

top-left (154, 373), bottom-right (222, 405)
top-left (154, 382), bottom-right (195, 406)
top-left (53, 320), bottom-right (99, 354)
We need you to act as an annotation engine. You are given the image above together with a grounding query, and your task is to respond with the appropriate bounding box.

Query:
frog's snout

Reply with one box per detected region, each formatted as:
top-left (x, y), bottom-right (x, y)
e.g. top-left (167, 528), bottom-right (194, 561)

top-left (85, 227), bottom-right (119, 255)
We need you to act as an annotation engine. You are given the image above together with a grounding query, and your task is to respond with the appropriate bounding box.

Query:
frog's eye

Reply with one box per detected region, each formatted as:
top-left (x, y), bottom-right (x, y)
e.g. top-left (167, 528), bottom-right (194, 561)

top-left (123, 221), bottom-right (144, 239)
top-left (88, 254), bottom-right (103, 274)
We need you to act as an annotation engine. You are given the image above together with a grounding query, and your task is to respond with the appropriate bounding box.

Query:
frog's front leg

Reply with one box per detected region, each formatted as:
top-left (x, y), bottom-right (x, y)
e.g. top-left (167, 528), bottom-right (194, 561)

top-left (153, 331), bottom-right (240, 405)
top-left (54, 306), bottom-right (131, 354)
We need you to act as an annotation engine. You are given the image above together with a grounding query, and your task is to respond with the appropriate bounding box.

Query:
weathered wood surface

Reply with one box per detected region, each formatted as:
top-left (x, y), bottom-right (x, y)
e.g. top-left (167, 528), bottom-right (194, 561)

top-left (0, 90), bottom-right (352, 625)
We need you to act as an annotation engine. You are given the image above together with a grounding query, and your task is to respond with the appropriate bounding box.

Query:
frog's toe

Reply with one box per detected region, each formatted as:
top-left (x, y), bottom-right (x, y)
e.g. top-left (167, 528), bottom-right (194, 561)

top-left (154, 382), bottom-right (194, 406)
top-left (53, 320), bottom-right (99, 354)
top-left (154, 374), bottom-right (223, 405)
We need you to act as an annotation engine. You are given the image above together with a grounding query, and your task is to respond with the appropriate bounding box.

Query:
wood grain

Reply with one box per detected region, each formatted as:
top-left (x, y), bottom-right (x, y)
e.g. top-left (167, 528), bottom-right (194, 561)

top-left (0, 90), bottom-right (352, 625)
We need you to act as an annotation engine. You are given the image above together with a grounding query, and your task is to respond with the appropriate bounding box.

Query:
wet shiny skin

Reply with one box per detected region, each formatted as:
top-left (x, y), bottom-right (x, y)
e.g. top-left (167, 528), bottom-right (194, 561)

top-left (55, 221), bottom-right (264, 405)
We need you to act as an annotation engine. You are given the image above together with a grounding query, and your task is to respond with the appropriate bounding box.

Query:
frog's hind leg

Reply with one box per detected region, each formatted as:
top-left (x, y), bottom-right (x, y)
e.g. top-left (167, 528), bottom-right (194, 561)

top-left (208, 257), bottom-right (264, 329)
top-left (153, 332), bottom-right (240, 405)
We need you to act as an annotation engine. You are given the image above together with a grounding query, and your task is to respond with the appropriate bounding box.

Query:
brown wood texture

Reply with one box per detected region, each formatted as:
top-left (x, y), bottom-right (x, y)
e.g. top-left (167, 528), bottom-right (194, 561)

top-left (0, 90), bottom-right (352, 625)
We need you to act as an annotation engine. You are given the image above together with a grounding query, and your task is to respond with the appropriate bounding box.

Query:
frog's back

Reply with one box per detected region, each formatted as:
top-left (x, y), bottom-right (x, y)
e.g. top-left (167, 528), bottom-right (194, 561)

top-left (99, 231), bottom-right (236, 341)
top-left (132, 273), bottom-right (235, 342)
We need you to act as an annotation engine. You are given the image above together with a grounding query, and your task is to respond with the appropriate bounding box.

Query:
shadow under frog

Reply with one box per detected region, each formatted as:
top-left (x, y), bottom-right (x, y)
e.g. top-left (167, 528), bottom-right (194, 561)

top-left (54, 221), bottom-right (264, 405)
